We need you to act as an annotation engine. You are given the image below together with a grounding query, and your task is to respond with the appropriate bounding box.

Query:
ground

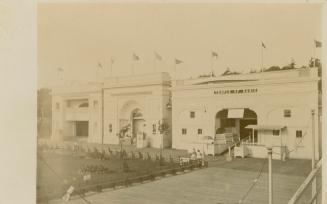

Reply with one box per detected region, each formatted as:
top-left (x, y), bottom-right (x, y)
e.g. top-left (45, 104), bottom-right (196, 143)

top-left (37, 148), bottom-right (180, 202)
top-left (37, 142), bottom-right (322, 204)
top-left (53, 166), bottom-right (321, 204)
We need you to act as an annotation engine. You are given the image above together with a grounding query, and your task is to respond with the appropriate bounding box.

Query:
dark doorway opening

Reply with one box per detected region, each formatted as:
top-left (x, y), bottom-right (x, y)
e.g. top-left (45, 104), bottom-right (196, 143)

top-left (76, 121), bottom-right (89, 137)
top-left (215, 108), bottom-right (257, 142)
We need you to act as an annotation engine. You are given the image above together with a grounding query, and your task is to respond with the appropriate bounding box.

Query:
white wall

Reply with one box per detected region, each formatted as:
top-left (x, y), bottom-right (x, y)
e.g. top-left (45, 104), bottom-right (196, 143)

top-left (103, 75), bottom-right (172, 148)
top-left (172, 70), bottom-right (319, 159)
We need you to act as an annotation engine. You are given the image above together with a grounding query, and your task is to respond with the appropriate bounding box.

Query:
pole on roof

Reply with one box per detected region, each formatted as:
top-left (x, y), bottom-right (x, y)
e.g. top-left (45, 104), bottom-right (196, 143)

top-left (261, 44), bottom-right (264, 72)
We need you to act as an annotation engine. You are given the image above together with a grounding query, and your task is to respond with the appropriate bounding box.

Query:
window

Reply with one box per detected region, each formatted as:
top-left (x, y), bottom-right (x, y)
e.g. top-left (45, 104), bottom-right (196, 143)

top-left (272, 130), bottom-right (280, 136)
top-left (284, 109), bottom-right (291, 118)
top-left (109, 124), bottom-right (112, 133)
top-left (190, 111), bottom-right (195, 118)
top-left (79, 102), bottom-right (89, 108)
top-left (56, 102), bottom-right (60, 110)
top-left (67, 101), bottom-right (71, 108)
top-left (198, 129), bottom-right (203, 135)
top-left (182, 128), bottom-right (187, 135)
top-left (152, 124), bottom-right (156, 134)
top-left (296, 130), bottom-right (302, 138)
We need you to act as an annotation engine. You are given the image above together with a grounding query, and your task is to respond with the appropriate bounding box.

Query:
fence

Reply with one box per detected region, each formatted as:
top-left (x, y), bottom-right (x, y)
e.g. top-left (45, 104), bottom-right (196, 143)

top-left (288, 159), bottom-right (322, 204)
top-left (37, 142), bottom-right (205, 203)
top-left (37, 161), bottom-right (207, 203)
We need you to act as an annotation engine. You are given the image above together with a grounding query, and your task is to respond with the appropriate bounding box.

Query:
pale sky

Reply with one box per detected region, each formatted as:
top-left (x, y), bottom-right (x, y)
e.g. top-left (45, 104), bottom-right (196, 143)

top-left (38, 3), bottom-right (322, 88)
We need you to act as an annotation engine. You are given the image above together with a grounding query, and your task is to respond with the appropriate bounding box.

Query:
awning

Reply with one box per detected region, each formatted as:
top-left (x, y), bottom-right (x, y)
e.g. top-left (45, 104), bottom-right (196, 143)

top-left (228, 108), bottom-right (244, 118)
top-left (245, 125), bottom-right (286, 130)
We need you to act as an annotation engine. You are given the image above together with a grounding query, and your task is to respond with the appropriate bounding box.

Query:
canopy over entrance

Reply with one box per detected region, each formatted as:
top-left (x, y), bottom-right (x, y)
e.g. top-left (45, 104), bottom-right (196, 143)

top-left (228, 109), bottom-right (244, 118)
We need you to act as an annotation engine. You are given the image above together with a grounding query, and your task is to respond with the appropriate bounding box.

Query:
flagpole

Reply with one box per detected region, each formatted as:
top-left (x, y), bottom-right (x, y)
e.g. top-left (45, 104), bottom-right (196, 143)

top-left (313, 41), bottom-right (316, 68)
top-left (261, 44), bottom-right (264, 72)
top-left (110, 59), bottom-right (113, 77)
top-left (132, 61), bottom-right (134, 75)
top-left (154, 57), bottom-right (157, 73)
top-left (57, 68), bottom-right (62, 81)
top-left (96, 66), bottom-right (99, 82)
top-left (174, 62), bottom-right (177, 80)
top-left (211, 55), bottom-right (213, 77)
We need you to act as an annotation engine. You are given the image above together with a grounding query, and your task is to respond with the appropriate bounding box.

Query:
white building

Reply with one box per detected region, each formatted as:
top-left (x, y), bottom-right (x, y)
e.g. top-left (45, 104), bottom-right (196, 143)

top-left (51, 68), bottom-right (321, 159)
top-left (171, 68), bottom-right (321, 159)
top-left (52, 72), bottom-right (172, 148)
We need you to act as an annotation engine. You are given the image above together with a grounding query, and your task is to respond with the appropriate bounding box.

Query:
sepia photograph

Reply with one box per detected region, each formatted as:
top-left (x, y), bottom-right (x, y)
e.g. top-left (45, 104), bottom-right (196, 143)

top-left (35, 1), bottom-right (324, 204)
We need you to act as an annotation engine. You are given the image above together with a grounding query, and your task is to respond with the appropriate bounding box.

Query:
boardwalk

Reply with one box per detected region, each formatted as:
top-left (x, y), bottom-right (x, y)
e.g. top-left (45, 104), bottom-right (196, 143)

top-left (50, 158), bottom-right (322, 204)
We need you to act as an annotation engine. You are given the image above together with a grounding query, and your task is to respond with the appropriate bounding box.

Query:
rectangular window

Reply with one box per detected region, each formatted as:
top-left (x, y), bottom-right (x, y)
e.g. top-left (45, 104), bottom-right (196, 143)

top-left (56, 102), bottom-right (60, 110)
top-left (182, 128), bottom-right (187, 135)
top-left (67, 101), bottom-right (71, 108)
top-left (284, 109), bottom-right (291, 118)
top-left (198, 129), bottom-right (203, 135)
top-left (272, 130), bottom-right (280, 136)
top-left (190, 111), bottom-right (195, 118)
top-left (153, 124), bottom-right (156, 134)
top-left (109, 124), bottom-right (112, 133)
top-left (296, 130), bottom-right (302, 138)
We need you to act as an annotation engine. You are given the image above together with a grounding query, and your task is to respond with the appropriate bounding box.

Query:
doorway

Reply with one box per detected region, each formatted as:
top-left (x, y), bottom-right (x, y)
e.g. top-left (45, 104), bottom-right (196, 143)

top-left (131, 109), bottom-right (145, 145)
top-left (75, 121), bottom-right (89, 137)
top-left (215, 108), bottom-right (257, 142)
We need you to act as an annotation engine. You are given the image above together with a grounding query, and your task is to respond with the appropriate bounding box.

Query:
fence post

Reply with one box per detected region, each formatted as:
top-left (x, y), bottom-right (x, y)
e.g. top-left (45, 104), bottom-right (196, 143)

top-left (311, 109), bottom-right (317, 204)
top-left (267, 147), bottom-right (273, 204)
top-left (226, 145), bottom-right (232, 162)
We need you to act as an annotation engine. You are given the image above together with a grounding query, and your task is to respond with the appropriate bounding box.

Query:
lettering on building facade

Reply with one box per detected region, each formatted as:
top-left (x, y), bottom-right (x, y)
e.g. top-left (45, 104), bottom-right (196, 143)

top-left (214, 88), bottom-right (258, 95)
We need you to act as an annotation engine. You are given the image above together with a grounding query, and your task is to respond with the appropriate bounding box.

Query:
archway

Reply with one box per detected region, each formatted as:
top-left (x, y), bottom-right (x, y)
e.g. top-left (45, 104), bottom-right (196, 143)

top-left (119, 100), bottom-right (145, 146)
top-left (215, 108), bottom-right (257, 143)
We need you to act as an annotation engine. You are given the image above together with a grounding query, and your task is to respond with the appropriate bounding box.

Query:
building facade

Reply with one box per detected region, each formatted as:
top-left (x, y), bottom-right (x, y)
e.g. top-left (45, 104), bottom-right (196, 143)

top-left (52, 73), bottom-right (172, 148)
top-left (51, 68), bottom-right (321, 159)
top-left (171, 68), bottom-right (320, 159)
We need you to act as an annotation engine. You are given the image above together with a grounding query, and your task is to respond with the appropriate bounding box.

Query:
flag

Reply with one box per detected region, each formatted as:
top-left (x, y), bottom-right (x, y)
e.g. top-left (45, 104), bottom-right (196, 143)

top-left (315, 40), bottom-right (322, 48)
top-left (174, 58), bottom-right (183, 64)
top-left (132, 53), bottom-right (140, 61)
top-left (211, 51), bottom-right (218, 58)
top-left (97, 62), bottom-right (103, 68)
top-left (261, 42), bottom-right (266, 49)
top-left (154, 52), bottom-right (162, 60)
top-left (57, 67), bottom-right (64, 72)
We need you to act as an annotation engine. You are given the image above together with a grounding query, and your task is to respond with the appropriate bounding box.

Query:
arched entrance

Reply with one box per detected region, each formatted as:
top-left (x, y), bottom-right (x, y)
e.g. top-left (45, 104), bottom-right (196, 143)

top-left (215, 108), bottom-right (257, 142)
top-left (119, 100), bottom-right (146, 146)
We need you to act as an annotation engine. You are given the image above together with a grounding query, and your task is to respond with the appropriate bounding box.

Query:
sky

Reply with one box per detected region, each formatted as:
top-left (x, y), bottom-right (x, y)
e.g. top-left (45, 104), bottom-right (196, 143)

top-left (38, 3), bottom-right (322, 88)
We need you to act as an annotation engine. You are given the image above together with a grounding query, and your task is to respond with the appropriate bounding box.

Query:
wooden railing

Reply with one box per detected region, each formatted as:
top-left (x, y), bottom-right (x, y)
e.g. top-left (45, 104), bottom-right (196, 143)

top-left (287, 159), bottom-right (322, 204)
